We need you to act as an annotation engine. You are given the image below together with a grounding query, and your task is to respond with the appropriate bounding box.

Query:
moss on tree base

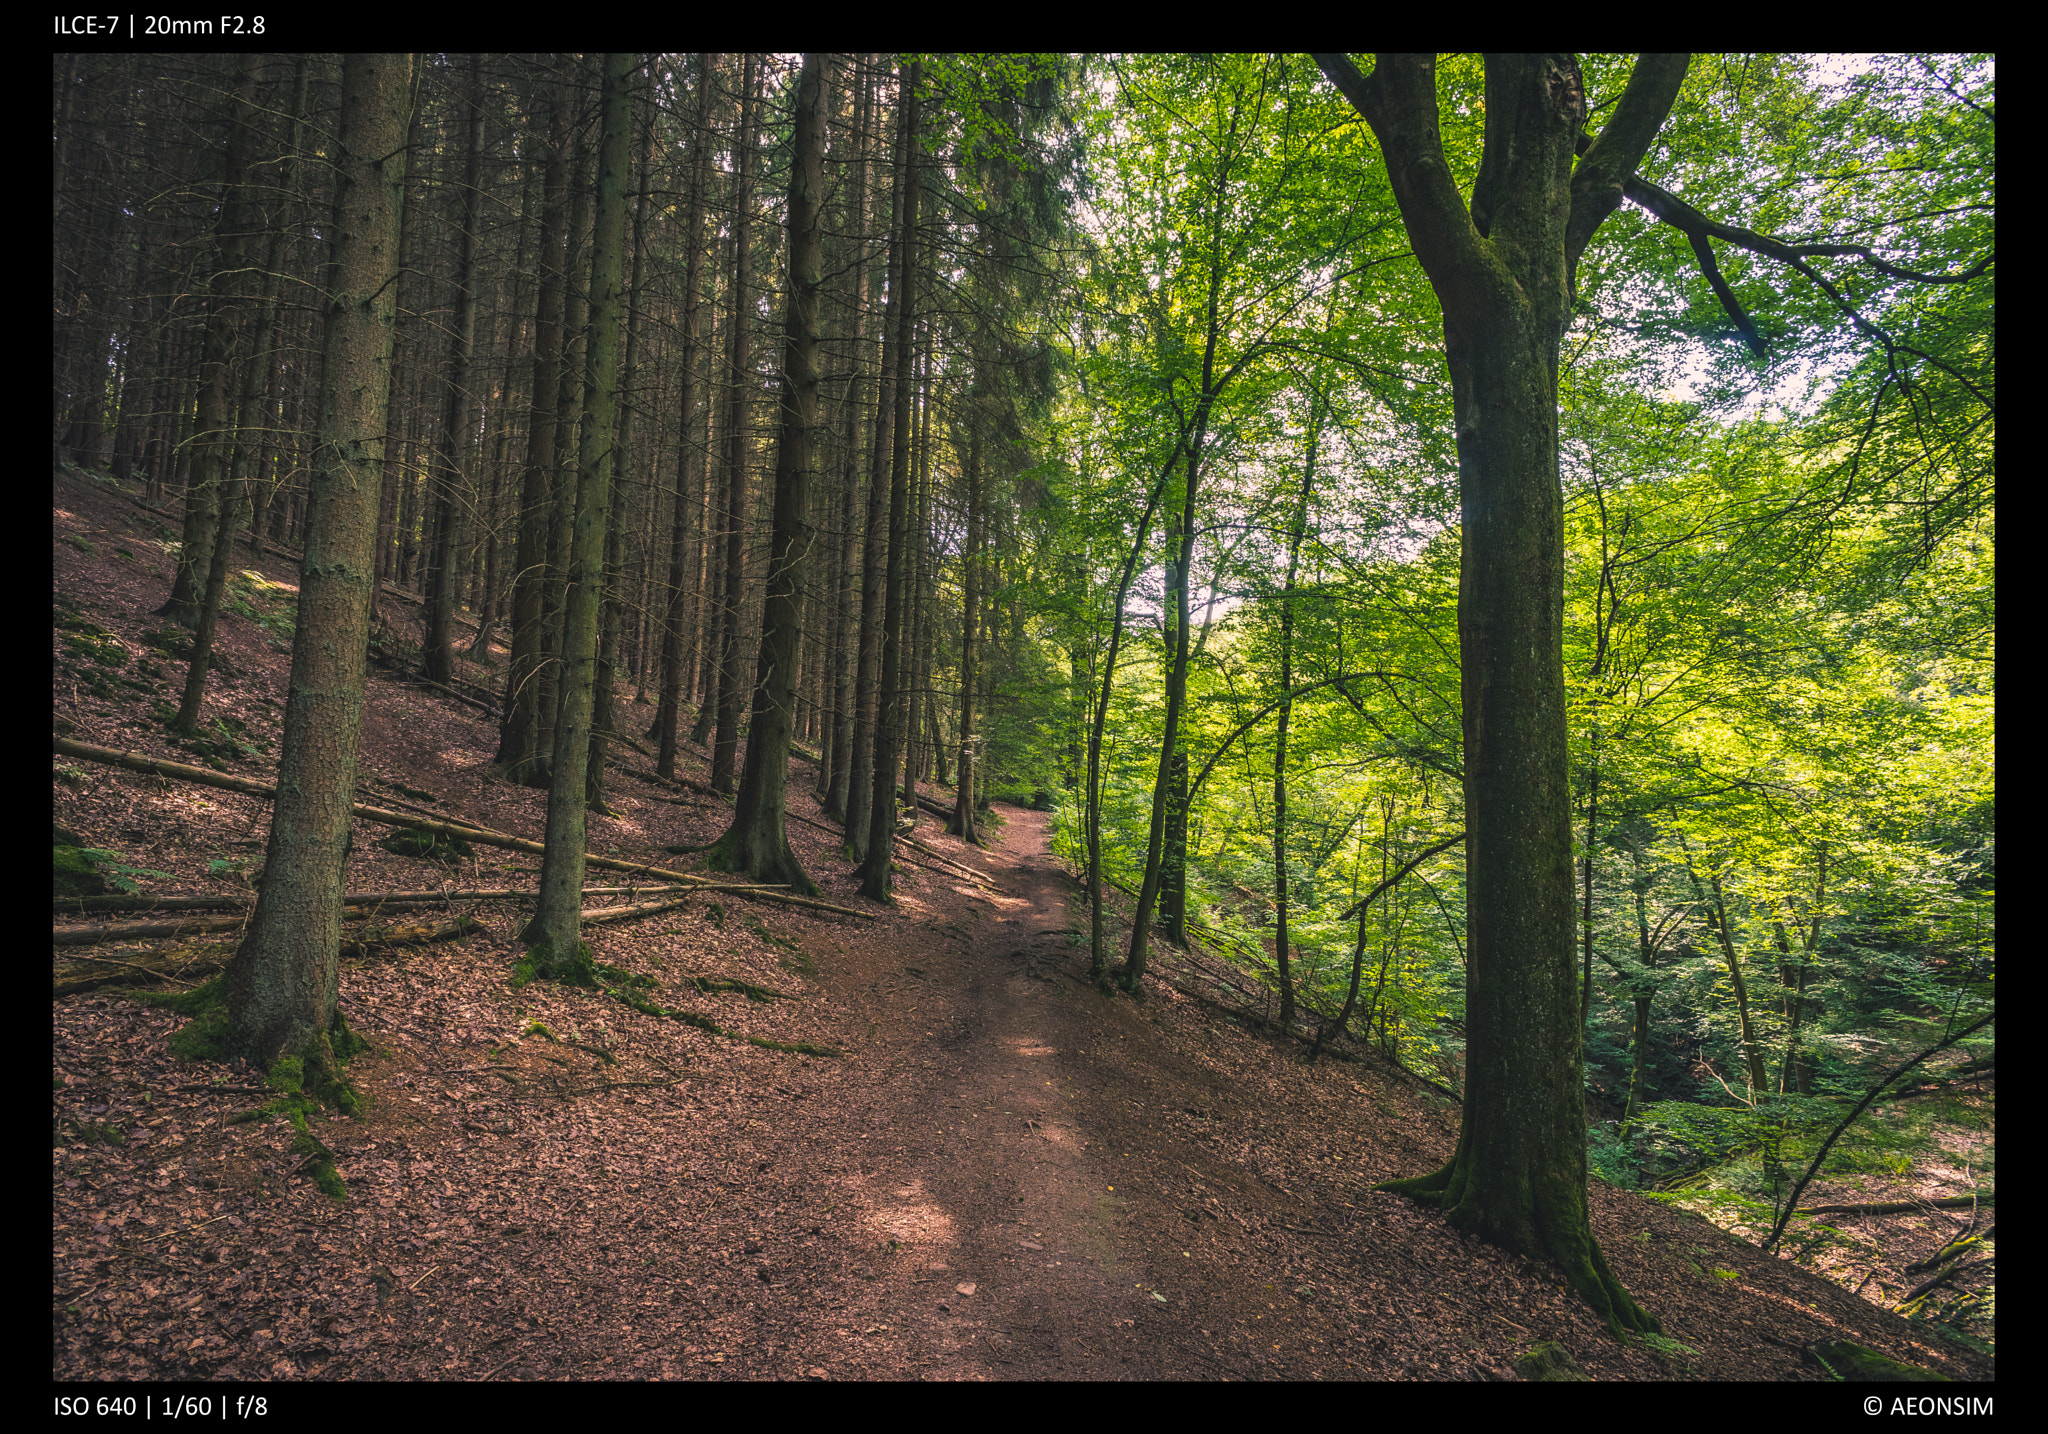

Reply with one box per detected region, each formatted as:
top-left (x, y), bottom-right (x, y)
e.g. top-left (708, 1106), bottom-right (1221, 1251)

top-left (700, 829), bottom-right (820, 897)
top-left (512, 940), bottom-right (601, 989)
top-left (140, 977), bottom-right (365, 1201)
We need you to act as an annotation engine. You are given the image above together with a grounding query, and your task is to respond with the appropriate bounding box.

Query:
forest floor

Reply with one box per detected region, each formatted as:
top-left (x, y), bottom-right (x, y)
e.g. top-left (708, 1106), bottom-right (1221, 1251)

top-left (53, 464), bottom-right (1993, 1381)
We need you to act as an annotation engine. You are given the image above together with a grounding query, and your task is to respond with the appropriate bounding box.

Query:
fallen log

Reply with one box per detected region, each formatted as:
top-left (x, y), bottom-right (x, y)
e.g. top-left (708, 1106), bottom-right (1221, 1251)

top-left (898, 832), bottom-right (1000, 888)
top-left (53, 737), bottom-right (871, 919)
top-left (56, 914), bottom-right (247, 945)
top-left (53, 917), bottom-right (484, 997)
top-left (577, 893), bottom-right (698, 926)
top-left (1796, 1194), bottom-right (1994, 1217)
top-left (58, 884), bottom-right (766, 916)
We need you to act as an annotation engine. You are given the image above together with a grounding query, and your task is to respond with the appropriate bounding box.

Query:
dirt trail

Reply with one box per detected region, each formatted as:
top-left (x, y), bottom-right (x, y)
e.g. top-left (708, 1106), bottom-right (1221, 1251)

top-left (797, 803), bottom-right (1433, 1380)
top-left (808, 808), bottom-right (1210, 1377)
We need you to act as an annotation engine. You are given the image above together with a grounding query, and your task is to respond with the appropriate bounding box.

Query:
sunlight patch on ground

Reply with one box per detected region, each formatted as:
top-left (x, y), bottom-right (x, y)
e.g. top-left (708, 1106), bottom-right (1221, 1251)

top-left (866, 1178), bottom-right (957, 1250)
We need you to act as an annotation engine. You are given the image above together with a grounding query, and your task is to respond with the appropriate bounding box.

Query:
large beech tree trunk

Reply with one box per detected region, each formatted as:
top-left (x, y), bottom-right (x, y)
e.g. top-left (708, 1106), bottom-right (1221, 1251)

top-left (1315, 51), bottom-right (1689, 1339)
top-left (225, 52), bottom-right (416, 1074)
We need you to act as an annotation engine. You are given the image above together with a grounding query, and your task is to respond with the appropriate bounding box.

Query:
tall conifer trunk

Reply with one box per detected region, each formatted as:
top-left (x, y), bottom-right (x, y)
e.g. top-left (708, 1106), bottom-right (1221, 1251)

top-left (521, 52), bottom-right (633, 975)
top-left (705, 52), bottom-right (827, 894)
top-left (858, 63), bottom-right (922, 901)
top-left (423, 53), bottom-right (486, 687)
top-left (225, 53), bottom-right (415, 1076)
top-left (844, 68), bottom-right (912, 862)
top-left (710, 55), bottom-right (763, 795)
top-left (497, 72), bottom-right (575, 786)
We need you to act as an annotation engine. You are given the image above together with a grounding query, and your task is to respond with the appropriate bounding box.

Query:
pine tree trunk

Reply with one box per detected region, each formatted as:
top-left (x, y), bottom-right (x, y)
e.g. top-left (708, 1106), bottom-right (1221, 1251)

top-left (710, 56), bottom-right (763, 796)
top-left (705, 52), bottom-right (827, 895)
top-left (157, 54), bottom-right (264, 631)
top-left (948, 427), bottom-right (983, 844)
top-left (858, 64), bottom-right (922, 901)
top-left (845, 69), bottom-right (912, 862)
top-left (818, 66), bottom-right (873, 821)
top-left (497, 73), bottom-right (575, 786)
top-left (225, 52), bottom-right (415, 1073)
top-left (521, 52), bottom-right (633, 975)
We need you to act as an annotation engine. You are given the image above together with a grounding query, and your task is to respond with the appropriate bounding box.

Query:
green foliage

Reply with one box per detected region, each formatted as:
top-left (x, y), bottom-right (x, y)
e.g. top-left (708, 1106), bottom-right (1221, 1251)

top-left (61, 846), bottom-right (173, 898)
top-left (227, 570), bottom-right (298, 648)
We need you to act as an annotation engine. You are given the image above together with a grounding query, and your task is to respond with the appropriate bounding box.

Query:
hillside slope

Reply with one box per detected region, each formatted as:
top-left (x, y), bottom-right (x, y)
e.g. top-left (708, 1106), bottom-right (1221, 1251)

top-left (52, 465), bottom-right (1990, 1381)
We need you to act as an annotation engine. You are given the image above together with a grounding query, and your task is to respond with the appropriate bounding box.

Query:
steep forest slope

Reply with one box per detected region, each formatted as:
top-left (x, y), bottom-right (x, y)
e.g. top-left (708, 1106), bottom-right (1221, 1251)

top-left (53, 464), bottom-right (1990, 1382)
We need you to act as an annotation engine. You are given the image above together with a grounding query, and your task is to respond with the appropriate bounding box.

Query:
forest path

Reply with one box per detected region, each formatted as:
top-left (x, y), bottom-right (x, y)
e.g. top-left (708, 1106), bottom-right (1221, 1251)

top-left (808, 807), bottom-right (1232, 1378)
top-left (794, 807), bottom-right (1327, 1376)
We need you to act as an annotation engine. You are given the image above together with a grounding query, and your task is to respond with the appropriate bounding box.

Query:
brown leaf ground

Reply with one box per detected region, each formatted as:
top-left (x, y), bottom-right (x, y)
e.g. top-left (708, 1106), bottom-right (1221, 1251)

top-left (53, 466), bottom-right (1993, 1382)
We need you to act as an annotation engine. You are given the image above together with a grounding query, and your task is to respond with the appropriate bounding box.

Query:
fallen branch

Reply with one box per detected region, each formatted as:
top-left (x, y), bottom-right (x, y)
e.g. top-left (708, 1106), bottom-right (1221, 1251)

top-left (58, 885), bottom-right (705, 915)
top-left (340, 916), bottom-right (483, 954)
top-left (55, 914), bottom-right (249, 946)
top-left (577, 893), bottom-right (697, 927)
top-left (1797, 1194), bottom-right (1994, 1218)
top-left (58, 954), bottom-right (198, 986)
top-left (53, 737), bottom-right (871, 920)
top-left (899, 833), bottom-right (1001, 889)
top-left (53, 917), bottom-right (483, 996)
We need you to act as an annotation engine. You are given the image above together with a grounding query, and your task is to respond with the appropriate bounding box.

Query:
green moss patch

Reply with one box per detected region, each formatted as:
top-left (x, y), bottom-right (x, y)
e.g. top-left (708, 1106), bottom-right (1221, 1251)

top-left (54, 843), bottom-right (111, 900)
top-left (139, 977), bottom-right (366, 1201)
top-left (378, 829), bottom-right (474, 864)
top-left (1811, 1340), bottom-right (1952, 1382)
top-left (1515, 1340), bottom-right (1590, 1381)
top-left (512, 949), bottom-right (837, 1057)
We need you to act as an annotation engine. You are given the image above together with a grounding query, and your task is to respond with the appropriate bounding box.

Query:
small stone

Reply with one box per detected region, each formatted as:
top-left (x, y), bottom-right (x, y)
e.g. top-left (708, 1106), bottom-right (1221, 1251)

top-left (805, 1367), bottom-right (828, 1380)
top-left (956, 1282), bottom-right (977, 1297)
top-left (1018, 1240), bottom-right (1044, 1251)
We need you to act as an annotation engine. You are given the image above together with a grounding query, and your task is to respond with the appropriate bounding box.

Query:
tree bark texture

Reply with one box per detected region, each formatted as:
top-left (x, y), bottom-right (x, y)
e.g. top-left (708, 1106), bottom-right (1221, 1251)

top-left (844, 68), bottom-right (911, 863)
top-left (225, 52), bottom-right (416, 1070)
top-left (1315, 50), bottom-right (1689, 1338)
top-left (423, 54), bottom-right (486, 686)
top-left (707, 52), bottom-right (826, 896)
top-left (858, 64), bottom-right (922, 900)
top-left (710, 55), bottom-right (763, 795)
top-left (657, 54), bottom-right (718, 779)
top-left (497, 73), bottom-right (575, 785)
top-left (522, 51), bottom-right (633, 973)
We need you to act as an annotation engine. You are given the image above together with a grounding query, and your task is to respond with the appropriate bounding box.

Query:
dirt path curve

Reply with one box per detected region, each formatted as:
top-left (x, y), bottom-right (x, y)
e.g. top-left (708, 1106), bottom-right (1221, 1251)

top-left (802, 805), bottom-right (1301, 1380)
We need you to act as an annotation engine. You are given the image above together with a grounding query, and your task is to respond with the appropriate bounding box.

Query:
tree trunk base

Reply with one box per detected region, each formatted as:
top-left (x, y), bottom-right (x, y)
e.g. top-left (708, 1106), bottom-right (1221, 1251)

top-left (512, 938), bottom-right (599, 989)
top-left (702, 827), bottom-right (819, 898)
top-left (1377, 1159), bottom-right (1659, 1340)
